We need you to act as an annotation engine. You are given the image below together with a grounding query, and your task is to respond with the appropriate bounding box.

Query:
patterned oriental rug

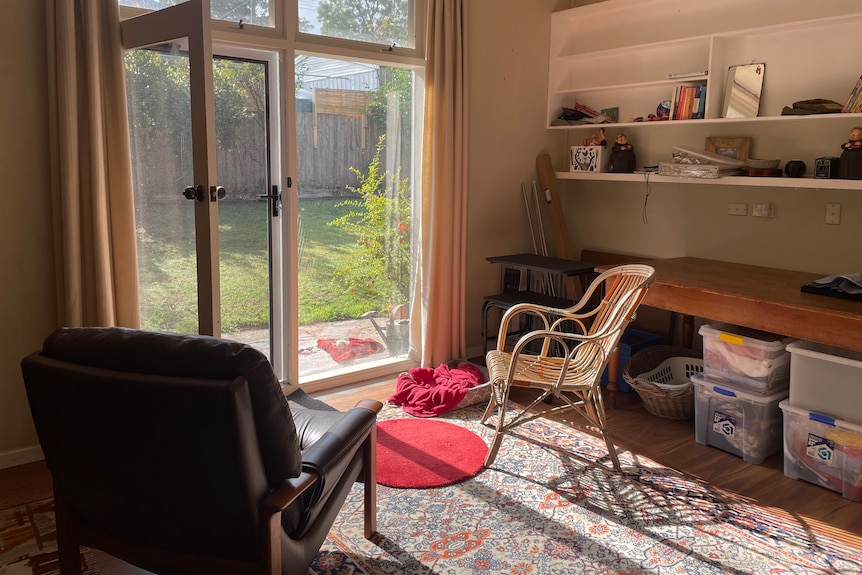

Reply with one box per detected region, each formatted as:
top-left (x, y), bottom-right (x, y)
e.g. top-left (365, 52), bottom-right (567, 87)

top-left (3, 404), bottom-right (860, 574)
top-left (313, 404), bottom-right (862, 575)
top-left (0, 496), bottom-right (97, 575)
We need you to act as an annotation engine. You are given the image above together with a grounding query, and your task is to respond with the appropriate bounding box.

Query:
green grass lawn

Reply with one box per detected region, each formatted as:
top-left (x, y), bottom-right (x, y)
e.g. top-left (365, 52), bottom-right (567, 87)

top-left (137, 198), bottom-right (391, 333)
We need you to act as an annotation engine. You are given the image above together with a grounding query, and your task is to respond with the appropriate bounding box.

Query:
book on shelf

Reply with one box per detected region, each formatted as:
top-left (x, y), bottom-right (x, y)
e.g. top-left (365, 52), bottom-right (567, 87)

top-left (573, 101), bottom-right (601, 118)
top-left (693, 84), bottom-right (705, 119)
top-left (842, 75), bottom-right (862, 113)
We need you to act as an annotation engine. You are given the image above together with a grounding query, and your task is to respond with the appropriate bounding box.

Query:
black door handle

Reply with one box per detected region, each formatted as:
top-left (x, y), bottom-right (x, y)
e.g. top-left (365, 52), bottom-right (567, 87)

top-left (258, 184), bottom-right (282, 217)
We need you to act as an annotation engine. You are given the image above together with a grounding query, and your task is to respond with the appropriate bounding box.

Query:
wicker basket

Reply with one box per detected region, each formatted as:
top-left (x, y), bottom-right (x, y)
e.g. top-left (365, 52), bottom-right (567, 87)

top-left (622, 346), bottom-right (703, 420)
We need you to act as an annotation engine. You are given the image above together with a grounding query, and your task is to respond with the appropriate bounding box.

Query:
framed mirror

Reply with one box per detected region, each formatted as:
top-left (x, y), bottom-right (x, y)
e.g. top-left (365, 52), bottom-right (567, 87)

top-left (722, 63), bottom-right (765, 118)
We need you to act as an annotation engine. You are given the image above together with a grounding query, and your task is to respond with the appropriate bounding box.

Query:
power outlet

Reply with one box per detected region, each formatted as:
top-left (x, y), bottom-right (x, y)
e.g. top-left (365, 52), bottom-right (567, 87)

top-left (752, 203), bottom-right (775, 218)
top-left (727, 203), bottom-right (747, 216)
top-left (825, 203), bottom-right (841, 225)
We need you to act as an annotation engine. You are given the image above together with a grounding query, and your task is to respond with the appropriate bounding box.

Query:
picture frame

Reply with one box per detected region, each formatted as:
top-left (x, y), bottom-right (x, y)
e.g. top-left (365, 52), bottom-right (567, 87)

top-left (600, 107), bottom-right (619, 123)
top-left (705, 136), bottom-right (751, 163)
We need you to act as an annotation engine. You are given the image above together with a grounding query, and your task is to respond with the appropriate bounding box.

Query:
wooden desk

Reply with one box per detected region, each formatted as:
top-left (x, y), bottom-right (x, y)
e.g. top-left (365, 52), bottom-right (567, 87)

top-left (604, 257), bottom-right (862, 406)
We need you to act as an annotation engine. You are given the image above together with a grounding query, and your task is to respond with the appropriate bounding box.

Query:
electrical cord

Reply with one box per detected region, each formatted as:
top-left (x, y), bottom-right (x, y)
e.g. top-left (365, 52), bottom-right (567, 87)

top-left (642, 170), bottom-right (652, 224)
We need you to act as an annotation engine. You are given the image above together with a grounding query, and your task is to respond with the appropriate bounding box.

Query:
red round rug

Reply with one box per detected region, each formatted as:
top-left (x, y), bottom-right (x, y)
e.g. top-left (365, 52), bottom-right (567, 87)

top-left (376, 418), bottom-right (488, 488)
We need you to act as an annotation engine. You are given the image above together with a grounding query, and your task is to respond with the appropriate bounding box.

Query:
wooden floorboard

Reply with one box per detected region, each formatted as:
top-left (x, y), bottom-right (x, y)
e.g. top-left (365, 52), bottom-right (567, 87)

top-left (3, 379), bottom-right (859, 574)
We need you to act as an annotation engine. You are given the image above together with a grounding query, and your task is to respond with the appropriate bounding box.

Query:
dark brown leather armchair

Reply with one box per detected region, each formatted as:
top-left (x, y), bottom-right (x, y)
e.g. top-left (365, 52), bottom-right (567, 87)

top-left (20, 327), bottom-right (382, 575)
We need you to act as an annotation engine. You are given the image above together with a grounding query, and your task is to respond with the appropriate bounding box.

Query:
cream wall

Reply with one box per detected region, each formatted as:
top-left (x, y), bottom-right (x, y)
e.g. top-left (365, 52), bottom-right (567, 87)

top-left (464, 0), bottom-right (565, 355)
top-left (0, 1), bottom-right (54, 465)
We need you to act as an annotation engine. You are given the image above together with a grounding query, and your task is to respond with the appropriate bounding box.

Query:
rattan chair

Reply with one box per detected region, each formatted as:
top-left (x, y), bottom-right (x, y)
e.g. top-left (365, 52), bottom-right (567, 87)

top-left (480, 264), bottom-right (656, 469)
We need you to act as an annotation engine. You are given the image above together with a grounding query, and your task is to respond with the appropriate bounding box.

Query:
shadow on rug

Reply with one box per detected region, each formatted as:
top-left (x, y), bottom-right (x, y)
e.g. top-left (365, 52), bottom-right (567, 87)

top-left (0, 497), bottom-right (97, 575)
top-left (313, 404), bottom-right (862, 575)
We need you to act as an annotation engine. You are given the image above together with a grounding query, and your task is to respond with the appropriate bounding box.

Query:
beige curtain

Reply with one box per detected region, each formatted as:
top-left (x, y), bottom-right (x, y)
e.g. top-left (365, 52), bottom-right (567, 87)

top-left (412, 0), bottom-right (469, 366)
top-left (46, 0), bottom-right (139, 328)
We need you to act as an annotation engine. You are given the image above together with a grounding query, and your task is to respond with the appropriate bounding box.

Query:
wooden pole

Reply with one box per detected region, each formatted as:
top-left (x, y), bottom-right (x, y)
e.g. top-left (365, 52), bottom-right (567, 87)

top-left (535, 154), bottom-right (580, 301)
top-left (535, 153), bottom-right (573, 260)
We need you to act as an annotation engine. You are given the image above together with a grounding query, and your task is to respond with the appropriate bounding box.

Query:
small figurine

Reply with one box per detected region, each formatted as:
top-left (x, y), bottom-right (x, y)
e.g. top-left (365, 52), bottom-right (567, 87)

top-left (608, 133), bottom-right (636, 173)
top-left (591, 127), bottom-right (607, 147)
top-left (839, 126), bottom-right (862, 179)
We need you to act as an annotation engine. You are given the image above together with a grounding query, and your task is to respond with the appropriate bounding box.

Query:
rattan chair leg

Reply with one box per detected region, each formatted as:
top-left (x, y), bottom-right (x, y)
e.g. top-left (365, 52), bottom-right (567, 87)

top-left (484, 430), bottom-right (505, 467)
top-left (601, 429), bottom-right (622, 471)
top-left (480, 391), bottom-right (498, 424)
top-left (591, 390), bottom-right (622, 471)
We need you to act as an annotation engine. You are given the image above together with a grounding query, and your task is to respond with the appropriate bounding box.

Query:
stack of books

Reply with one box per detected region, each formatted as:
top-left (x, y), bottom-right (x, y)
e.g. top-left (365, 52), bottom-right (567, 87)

top-left (670, 84), bottom-right (705, 120)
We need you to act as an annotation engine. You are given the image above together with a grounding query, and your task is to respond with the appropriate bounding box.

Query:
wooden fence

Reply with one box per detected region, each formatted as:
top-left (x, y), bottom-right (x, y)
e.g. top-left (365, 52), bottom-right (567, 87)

top-left (130, 106), bottom-right (412, 205)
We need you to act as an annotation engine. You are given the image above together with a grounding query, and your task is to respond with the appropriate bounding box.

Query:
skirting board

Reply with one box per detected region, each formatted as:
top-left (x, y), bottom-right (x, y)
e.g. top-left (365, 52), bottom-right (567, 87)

top-left (0, 445), bottom-right (44, 470)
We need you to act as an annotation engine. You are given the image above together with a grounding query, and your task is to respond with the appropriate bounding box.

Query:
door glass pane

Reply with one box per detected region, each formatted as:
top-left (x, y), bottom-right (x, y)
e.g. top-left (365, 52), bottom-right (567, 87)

top-left (125, 46), bottom-right (199, 334)
top-left (126, 49), bottom-right (274, 345)
top-left (119, 0), bottom-right (273, 28)
top-left (214, 58), bottom-right (273, 358)
top-left (299, 0), bottom-right (413, 47)
top-left (296, 55), bottom-right (414, 379)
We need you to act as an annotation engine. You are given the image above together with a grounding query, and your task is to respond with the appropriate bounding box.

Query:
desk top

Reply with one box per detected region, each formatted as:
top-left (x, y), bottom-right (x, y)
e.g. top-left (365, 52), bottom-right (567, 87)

top-left (612, 257), bottom-right (862, 353)
top-left (487, 253), bottom-right (596, 276)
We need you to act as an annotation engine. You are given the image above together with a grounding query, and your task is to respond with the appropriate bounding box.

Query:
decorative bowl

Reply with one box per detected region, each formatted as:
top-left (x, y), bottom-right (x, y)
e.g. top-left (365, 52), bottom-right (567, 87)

top-left (747, 158), bottom-right (780, 169)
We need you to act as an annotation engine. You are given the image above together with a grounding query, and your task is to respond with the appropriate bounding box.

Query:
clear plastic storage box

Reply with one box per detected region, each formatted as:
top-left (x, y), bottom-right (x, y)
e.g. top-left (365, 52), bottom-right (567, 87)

top-left (780, 400), bottom-right (862, 501)
top-left (786, 340), bottom-right (862, 426)
top-left (698, 323), bottom-right (793, 395)
top-left (693, 374), bottom-right (787, 464)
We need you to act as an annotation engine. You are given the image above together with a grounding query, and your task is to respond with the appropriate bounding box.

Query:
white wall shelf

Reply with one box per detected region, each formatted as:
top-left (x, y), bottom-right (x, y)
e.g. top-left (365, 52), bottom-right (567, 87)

top-left (549, 0), bottom-right (862, 191)
top-left (554, 171), bottom-right (862, 191)
top-left (550, 111), bottom-right (862, 133)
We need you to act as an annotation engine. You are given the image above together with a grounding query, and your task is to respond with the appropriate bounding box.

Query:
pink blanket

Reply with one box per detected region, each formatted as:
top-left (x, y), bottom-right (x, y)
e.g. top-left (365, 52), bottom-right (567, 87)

top-left (388, 363), bottom-right (484, 418)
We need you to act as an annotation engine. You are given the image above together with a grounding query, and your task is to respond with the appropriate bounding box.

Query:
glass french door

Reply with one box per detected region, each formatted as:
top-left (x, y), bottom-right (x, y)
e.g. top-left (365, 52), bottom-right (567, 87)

top-left (121, 0), bottom-right (220, 336)
top-left (121, 1), bottom-right (278, 361)
top-left (119, 0), bottom-right (420, 387)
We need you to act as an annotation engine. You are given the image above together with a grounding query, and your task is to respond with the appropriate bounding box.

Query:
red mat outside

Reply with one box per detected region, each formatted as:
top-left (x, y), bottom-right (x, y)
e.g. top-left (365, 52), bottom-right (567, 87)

top-left (376, 418), bottom-right (488, 488)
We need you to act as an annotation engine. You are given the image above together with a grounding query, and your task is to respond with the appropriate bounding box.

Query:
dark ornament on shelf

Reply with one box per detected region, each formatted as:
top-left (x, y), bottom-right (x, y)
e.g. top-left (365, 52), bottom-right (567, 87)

top-left (608, 133), bottom-right (637, 174)
top-left (839, 126), bottom-right (862, 180)
top-left (784, 159), bottom-right (806, 178)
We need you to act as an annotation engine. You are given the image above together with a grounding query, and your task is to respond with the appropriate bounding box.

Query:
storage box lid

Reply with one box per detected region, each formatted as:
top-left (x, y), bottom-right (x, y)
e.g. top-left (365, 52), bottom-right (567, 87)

top-left (779, 399), bottom-right (862, 434)
top-left (698, 323), bottom-right (793, 351)
top-left (692, 373), bottom-right (789, 402)
top-left (786, 340), bottom-right (862, 367)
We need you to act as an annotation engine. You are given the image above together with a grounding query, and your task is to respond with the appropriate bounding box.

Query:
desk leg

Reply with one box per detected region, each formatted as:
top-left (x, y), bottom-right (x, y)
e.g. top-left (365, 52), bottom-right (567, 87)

top-left (606, 347), bottom-right (620, 409)
top-left (682, 314), bottom-right (694, 348)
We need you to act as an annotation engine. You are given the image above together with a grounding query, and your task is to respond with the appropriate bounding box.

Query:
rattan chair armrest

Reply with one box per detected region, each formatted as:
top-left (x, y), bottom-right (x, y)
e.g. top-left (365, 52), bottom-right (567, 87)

top-left (495, 303), bottom-right (552, 349)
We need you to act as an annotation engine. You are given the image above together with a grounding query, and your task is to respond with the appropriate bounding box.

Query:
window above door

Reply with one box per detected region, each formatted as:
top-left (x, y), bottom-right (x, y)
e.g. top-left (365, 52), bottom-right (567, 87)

top-left (119, 0), bottom-right (426, 57)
